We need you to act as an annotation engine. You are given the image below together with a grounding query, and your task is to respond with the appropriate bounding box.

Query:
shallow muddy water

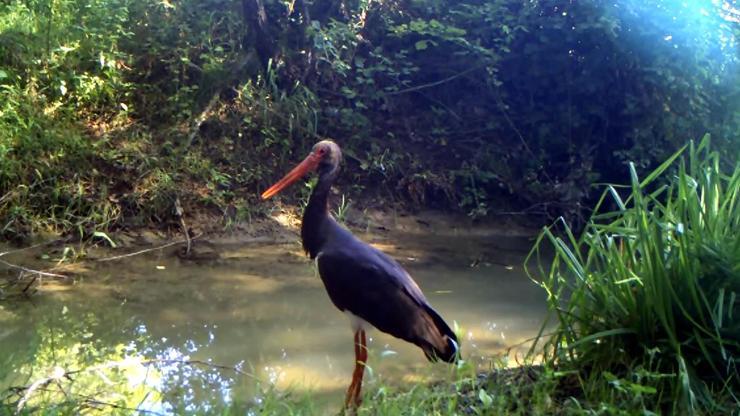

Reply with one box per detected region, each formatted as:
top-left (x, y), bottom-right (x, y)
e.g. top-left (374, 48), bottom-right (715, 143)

top-left (0, 224), bottom-right (547, 413)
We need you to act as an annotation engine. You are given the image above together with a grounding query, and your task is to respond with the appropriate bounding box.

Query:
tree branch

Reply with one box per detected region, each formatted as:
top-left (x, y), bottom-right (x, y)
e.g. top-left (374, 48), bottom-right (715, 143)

top-left (386, 64), bottom-right (487, 96)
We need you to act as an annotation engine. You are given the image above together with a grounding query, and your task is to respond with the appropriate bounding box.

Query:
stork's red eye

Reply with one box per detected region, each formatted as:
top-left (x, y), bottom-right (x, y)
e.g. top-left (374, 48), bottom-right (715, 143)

top-left (317, 148), bottom-right (326, 155)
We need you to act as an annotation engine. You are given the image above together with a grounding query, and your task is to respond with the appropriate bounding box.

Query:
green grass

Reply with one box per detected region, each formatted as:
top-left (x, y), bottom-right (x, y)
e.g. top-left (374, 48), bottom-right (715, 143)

top-left (528, 135), bottom-right (740, 414)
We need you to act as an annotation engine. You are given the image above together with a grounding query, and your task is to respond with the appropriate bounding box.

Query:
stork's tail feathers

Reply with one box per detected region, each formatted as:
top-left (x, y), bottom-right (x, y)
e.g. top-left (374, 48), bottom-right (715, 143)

top-left (420, 305), bottom-right (460, 363)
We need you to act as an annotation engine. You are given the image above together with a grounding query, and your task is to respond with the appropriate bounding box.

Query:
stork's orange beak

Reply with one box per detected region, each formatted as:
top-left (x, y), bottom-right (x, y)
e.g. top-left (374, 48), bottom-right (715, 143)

top-left (261, 152), bottom-right (322, 199)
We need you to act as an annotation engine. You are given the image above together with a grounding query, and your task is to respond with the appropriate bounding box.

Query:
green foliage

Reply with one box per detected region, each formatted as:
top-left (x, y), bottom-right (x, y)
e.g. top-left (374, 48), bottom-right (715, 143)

top-left (123, 0), bottom-right (246, 122)
top-left (0, 0), bottom-right (135, 240)
top-left (1, 0), bottom-right (738, 240)
top-left (0, 82), bottom-right (112, 240)
top-left (528, 136), bottom-right (740, 413)
top-left (0, 0), bottom-right (134, 116)
top-left (0, 0), bottom-right (296, 239)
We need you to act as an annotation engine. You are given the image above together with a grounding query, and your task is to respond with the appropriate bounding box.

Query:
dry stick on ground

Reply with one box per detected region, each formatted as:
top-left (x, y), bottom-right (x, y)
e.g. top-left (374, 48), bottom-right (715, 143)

top-left (0, 240), bottom-right (70, 296)
top-left (0, 235), bottom-right (202, 265)
top-left (1, 237), bottom-right (201, 295)
top-left (94, 235), bottom-right (202, 262)
top-left (0, 259), bottom-right (68, 279)
top-left (21, 274), bottom-right (39, 295)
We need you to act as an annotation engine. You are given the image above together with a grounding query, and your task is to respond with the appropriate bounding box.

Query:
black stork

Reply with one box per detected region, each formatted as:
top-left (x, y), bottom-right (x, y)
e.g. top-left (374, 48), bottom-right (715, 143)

top-left (261, 140), bottom-right (459, 408)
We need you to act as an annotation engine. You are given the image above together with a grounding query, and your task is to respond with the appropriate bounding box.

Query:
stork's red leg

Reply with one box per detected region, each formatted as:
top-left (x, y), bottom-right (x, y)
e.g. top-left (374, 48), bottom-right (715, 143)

top-left (344, 330), bottom-right (363, 408)
top-left (352, 329), bottom-right (368, 406)
top-left (344, 329), bottom-right (368, 409)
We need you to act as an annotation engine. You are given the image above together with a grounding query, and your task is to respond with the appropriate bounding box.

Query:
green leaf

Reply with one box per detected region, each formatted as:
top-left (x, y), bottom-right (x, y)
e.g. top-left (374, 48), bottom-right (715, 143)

top-left (340, 87), bottom-right (357, 99)
top-left (478, 389), bottom-right (493, 407)
top-left (93, 231), bottom-right (117, 248)
top-left (629, 383), bottom-right (657, 395)
top-left (415, 40), bottom-right (429, 50)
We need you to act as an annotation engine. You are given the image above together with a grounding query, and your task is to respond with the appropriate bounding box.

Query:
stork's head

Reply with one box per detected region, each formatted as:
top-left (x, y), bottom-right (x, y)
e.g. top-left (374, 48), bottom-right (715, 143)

top-left (261, 140), bottom-right (342, 199)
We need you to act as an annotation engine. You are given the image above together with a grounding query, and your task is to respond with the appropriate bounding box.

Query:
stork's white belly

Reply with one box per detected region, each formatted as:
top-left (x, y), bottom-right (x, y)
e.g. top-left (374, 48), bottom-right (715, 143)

top-left (343, 310), bottom-right (373, 333)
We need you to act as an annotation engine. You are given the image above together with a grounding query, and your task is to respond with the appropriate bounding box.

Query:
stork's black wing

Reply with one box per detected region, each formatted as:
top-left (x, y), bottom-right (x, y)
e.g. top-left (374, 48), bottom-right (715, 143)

top-left (316, 242), bottom-right (458, 362)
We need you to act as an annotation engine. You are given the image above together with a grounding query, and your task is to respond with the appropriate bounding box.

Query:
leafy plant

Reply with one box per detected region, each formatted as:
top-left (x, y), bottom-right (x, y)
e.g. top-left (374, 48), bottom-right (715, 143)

top-left (332, 194), bottom-right (351, 224)
top-left (528, 136), bottom-right (740, 413)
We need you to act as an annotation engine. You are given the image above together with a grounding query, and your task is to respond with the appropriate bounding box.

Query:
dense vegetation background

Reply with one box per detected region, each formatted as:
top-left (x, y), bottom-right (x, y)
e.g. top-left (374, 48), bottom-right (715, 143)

top-left (1, 0), bottom-right (738, 240)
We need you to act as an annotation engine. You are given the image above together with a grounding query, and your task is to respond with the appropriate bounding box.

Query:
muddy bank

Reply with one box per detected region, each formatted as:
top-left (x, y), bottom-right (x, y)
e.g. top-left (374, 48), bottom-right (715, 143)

top-left (2, 206), bottom-right (540, 282)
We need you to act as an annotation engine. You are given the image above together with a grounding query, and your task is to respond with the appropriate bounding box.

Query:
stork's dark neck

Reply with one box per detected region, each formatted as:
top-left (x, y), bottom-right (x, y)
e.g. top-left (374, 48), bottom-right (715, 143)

top-left (301, 168), bottom-right (337, 258)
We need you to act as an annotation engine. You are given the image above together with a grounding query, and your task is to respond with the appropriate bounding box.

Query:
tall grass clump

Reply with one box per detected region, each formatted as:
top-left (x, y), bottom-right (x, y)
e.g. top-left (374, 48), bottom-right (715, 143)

top-left (529, 136), bottom-right (739, 413)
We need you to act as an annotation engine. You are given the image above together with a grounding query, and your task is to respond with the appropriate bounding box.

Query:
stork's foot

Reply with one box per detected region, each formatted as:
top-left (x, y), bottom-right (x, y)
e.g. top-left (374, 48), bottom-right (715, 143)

top-left (344, 381), bottom-right (358, 409)
top-left (343, 370), bottom-right (364, 409)
top-left (342, 400), bottom-right (359, 416)
top-left (344, 363), bottom-right (359, 406)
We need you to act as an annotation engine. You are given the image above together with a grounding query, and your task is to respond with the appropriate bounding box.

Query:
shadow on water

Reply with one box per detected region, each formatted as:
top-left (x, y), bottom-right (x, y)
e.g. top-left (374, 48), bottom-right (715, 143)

top-left (0, 225), bottom-right (547, 413)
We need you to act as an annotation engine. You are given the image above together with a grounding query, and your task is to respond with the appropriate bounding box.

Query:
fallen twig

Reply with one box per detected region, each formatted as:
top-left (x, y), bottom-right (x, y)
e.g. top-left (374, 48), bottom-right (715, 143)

top-left (15, 366), bottom-right (68, 412)
top-left (0, 259), bottom-right (68, 279)
top-left (21, 274), bottom-right (38, 295)
top-left (94, 234), bottom-right (202, 262)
